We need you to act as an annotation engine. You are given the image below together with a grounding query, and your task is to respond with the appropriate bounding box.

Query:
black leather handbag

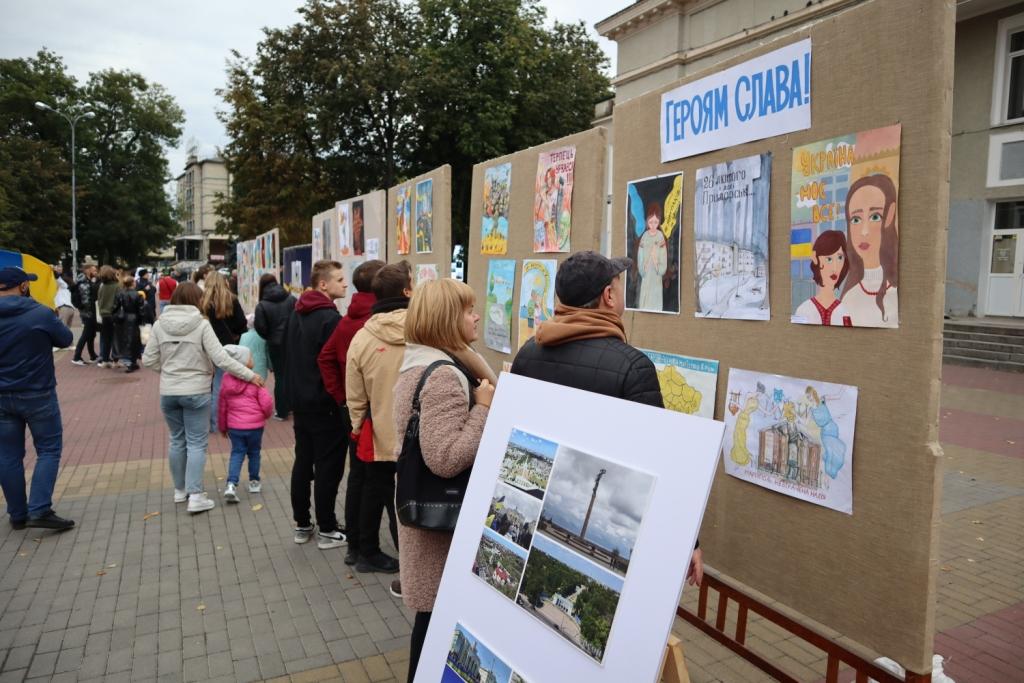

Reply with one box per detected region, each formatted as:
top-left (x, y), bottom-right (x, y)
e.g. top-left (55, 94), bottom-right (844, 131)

top-left (395, 359), bottom-right (476, 531)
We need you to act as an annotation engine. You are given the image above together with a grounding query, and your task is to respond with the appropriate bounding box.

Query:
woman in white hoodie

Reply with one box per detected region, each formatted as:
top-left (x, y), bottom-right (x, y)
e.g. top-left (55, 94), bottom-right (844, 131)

top-left (142, 282), bottom-right (264, 513)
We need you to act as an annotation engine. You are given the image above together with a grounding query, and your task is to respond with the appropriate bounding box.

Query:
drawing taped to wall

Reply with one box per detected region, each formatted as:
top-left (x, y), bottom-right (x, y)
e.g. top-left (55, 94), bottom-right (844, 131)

top-left (482, 163), bottom-right (512, 255)
top-left (533, 147), bottom-right (575, 253)
top-left (694, 153), bottom-right (772, 320)
top-left (352, 199), bottom-right (365, 256)
top-left (337, 202), bottom-right (351, 257)
top-left (416, 178), bottom-right (434, 254)
top-left (790, 124), bottom-right (901, 328)
top-left (722, 368), bottom-right (858, 514)
top-left (484, 259), bottom-right (516, 354)
top-left (396, 185), bottom-right (412, 255)
top-left (517, 260), bottom-right (556, 350)
top-left (416, 263), bottom-right (439, 287)
top-left (625, 173), bottom-right (682, 314)
top-left (639, 350), bottom-right (719, 419)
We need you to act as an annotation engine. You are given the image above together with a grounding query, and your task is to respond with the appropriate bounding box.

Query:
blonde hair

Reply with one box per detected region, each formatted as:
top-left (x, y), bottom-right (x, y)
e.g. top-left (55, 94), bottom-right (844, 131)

top-left (405, 279), bottom-right (475, 352)
top-left (202, 271), bottom-right (235, 319)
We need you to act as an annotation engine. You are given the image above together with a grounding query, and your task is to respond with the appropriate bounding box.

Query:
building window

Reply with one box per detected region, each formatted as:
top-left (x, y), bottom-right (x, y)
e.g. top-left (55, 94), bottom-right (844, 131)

top-left (993, 12), bottom-right (1024, 125)
top-left (987, 131), bottom-right (1024, 186)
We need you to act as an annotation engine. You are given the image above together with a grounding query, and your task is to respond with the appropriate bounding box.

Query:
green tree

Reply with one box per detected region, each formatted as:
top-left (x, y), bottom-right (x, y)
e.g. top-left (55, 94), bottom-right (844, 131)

top-left (0, 50), bottom-right (183, 265)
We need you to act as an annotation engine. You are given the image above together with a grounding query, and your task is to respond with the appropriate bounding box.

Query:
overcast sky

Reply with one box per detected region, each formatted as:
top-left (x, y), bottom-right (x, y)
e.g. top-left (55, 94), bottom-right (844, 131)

top-left (0, 1), bottom-right (624, 178)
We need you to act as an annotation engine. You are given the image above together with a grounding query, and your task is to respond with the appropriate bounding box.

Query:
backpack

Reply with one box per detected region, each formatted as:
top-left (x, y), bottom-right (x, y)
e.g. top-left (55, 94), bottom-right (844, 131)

top-left (395, 359), bottom-right (477, 531)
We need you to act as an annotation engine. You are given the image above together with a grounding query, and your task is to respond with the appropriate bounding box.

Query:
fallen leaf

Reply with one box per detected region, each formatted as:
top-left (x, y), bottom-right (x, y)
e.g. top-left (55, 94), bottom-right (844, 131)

top-left (197, 604), bottom-right (206, 611)
top-left (940, 565), bottom-right (953, 571)
top-left (143, 511), bottom-right (160, 521)
top-left (971, 520), bottom-right (983, 525)
top-left (107, 563), bottom-right (117, 568)
top-left (346, 573), bottom-right (354, 579)
top-left (216, 546), bottom-right (223, 551)
top-left (1007, 440), bottom-right (1016, 445)
top-left (967, 558), bottom-right (975, 563)
top-left (17, 552), bottom-right (27, 557)
top-left (251, 504), bottom-right (263, 511)
top-left (976, 537), bottom-right (985, 542)
top-left (96, 570), bottom-right (106, 576)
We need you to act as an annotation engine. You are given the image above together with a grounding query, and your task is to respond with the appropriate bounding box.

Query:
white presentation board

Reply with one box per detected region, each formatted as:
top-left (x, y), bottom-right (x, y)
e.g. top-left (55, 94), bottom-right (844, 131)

top-left (416, 373), bottom-right (724, 683)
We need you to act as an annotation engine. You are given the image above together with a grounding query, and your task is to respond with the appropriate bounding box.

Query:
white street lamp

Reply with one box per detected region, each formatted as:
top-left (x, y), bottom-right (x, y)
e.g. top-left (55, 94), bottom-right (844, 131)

top-left (35, 101), bottom-right (95, 278)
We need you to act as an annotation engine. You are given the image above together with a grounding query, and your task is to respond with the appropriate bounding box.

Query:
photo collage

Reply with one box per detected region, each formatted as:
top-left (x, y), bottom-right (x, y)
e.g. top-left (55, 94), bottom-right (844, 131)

top-left (470, 428), bottom-right (657, 663)
top-left (442, 623), bottom-right (530, 683)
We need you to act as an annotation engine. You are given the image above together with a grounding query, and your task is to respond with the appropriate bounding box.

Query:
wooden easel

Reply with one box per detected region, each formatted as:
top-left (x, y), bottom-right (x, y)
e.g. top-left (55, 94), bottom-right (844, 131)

top-left (660, 635), bottom-right (691, 683)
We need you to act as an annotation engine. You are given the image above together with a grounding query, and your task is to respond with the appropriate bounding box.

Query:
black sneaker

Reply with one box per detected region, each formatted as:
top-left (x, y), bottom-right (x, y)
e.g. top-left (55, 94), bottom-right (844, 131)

top-left (356, 551), bottom-right (399, 574)
top-left (344, 546), bottom-right (359, 566)
top-left (9, 518), bottom-right (26, 530)
top-left (25, 512), bottom-right (75, 531)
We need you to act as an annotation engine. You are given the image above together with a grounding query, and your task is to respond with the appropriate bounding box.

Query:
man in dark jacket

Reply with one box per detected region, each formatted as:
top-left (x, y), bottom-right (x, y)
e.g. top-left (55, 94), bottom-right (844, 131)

top-left (316, 260), bottom-right (384, 568)
top-left (255, 276), bottom-right (297, 419)
top-left (511, 251), bottom-right (703, 585)
top-left (136, 269), bottom-right (157, 325)
top-left (284, 260), bottom-right (348, 550)
top-left (71, 259), bottom-right (99, 365)
top-left (0, 267), bottom-right (75, 531)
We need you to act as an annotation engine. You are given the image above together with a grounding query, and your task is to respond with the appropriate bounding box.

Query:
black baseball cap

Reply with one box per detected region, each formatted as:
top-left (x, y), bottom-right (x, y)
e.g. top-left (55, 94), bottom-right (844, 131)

top-left (0, 266), bottom-right (38, 290)
top-left (555, 251), bottom-right (632, 307)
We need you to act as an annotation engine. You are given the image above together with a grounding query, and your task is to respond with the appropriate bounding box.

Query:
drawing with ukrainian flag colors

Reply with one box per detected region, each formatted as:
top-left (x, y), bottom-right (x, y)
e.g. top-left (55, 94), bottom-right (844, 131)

top-left (517, 259), bottom-right (556, 350)
top-left (694, 153), bottom-right (771, 320)
top-left (639, 350), bottom-right (719, 419)
top-left (790, 125), bottom-right (900, 328)
top-left (482, 163), bottom-right (511, 255)
top-left (626, 173), bottom-right (682, 314)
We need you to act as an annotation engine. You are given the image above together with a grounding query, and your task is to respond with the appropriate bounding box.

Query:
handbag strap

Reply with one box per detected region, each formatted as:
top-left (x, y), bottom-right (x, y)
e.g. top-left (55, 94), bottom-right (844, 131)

top-left (410, 360), bottom-right (457, 416)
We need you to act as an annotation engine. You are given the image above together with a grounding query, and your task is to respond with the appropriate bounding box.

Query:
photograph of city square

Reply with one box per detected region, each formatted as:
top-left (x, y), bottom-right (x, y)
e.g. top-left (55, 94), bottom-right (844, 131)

top-left (515, 534), bottom-right (625, 663)
top-left (537, 445), bottom-right (656, 577)
top-left (485, 481), bottom-right (542, 550)
top-left (443, 623), bottom-right (514, 683)
top-left (472, 528), bottom-right (528, 600)
top-left (499, 428), bottom-right (557, 499)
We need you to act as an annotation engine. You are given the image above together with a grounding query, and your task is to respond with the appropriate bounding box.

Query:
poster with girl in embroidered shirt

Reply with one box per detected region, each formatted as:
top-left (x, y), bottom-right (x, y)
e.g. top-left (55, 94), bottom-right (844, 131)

top-left (533, 147), bottom-right (575, 253)
top-left (790, 124), bottom-right (901, 328)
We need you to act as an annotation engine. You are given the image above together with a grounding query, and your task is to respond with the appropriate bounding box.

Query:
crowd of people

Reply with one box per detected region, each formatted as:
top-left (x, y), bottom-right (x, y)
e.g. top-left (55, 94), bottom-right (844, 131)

top-left (0, 250), bottom-right (704, 682)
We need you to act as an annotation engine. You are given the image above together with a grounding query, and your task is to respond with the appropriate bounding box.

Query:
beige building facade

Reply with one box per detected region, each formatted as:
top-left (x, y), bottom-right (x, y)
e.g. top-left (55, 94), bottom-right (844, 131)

top-left (174, 153), bottom-right (231, 264)
top-left (596, 0), bottom-right (1024, 318)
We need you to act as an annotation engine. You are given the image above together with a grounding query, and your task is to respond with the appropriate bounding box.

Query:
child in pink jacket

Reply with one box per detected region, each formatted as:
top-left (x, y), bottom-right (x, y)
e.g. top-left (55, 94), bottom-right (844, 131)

top-left (219, 345), bottom-right (274, 502)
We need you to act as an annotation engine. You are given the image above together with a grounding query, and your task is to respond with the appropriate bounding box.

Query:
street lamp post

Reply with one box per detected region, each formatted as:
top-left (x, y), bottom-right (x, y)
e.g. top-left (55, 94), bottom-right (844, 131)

top-left (35, 102), bottom-right (94, 279)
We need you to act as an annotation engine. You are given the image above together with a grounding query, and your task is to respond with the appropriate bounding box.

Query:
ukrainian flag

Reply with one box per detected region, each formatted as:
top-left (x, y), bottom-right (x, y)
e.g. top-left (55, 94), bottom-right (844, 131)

top-left (0, 249), bottom-right (58, 309)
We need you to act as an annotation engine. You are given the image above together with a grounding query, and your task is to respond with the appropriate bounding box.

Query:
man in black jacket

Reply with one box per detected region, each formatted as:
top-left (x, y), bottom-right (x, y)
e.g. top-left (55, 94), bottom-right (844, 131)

top-left (254, 276), bottom-right (296, 419)
top-left (71, 260), bottom-right (99, 365)
top-left (511, 251), bottom-right (703, 586)
top-left (284, 260), bottom-right (349, 550)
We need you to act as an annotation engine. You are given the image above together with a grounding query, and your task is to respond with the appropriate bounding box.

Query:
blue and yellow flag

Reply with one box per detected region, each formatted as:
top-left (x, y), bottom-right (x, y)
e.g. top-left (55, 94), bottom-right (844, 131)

top-left (0, 249), bottom-right (58, 309)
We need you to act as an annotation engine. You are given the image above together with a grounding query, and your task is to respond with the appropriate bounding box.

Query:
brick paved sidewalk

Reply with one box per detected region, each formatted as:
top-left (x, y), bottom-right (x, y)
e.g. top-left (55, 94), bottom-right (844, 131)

top-left (1, 352), bottom-right (1020, 682)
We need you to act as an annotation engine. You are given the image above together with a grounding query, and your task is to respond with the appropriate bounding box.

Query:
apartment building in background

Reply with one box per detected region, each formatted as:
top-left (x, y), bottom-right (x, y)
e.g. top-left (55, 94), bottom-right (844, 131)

top-left (174, 151), bottom-right (231, 264)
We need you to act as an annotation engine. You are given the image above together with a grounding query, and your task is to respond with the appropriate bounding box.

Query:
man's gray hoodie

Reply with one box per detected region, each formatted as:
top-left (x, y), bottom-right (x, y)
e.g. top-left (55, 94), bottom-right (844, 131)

top-left (142, 305), bottom-right (255, 396)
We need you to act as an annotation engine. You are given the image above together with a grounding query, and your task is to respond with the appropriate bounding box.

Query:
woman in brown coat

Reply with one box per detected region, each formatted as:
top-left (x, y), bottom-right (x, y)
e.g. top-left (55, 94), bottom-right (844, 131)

top-left (393, 279), bottom-right (494, 682)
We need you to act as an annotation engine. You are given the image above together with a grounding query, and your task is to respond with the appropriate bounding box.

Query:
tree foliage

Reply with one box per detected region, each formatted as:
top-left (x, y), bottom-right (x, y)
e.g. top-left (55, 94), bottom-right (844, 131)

top-left (218, 0), bottom-right (610, 248)
top-left (0, 50), bottom-right (183, 265)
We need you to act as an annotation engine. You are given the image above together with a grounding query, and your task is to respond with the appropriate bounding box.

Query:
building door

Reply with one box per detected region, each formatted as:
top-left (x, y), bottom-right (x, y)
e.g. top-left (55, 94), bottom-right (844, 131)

top-left (986, 202), bottom-right (1024, 316)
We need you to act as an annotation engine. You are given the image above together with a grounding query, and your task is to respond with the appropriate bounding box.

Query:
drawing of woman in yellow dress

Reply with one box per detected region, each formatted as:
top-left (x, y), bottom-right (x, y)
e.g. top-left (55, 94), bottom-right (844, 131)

top-left (730, 396), bottom-right (759, 466)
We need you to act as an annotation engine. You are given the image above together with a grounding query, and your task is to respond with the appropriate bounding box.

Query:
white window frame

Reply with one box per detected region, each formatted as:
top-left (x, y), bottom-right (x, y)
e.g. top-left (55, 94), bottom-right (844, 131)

top-left (987, 130), bottom-right (1024, 187)
top-left (991, 11), bottom-right (1024, 127)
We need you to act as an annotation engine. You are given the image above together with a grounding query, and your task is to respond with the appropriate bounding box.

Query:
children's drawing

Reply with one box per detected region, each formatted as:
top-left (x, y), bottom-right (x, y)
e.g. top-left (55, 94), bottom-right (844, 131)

top-left (625, 173), bottom-right (682, 314)
top-left (365, 238), bottom-right (380, 261)
top-left (639, 350), bottom-right (719, 419)
top-left (396, 185), bottom-right (412, 255)
top-left (533, 147), bottom-right (575, 253)
top-left (311, 224), bottom-right (323, 262)
top-left (722, 368), bottom-right (858, 514)
top-left (337, 202), bottom-right (351, 257)
top-left (416, 263), bottom-right (439, 287)
top-left (790, 124), bottom-right (901, 328)
top-left (484, 259), bottom-right (516, 354)
top-left (694, 153), bottom-right (771, 320)
top-left (517, 259), bottom-right (556, 349)
top-left (415, 178), bottom-right (434, 254)
top-left (482, 163), bottom-right (511, 255)
top-left (352, 199), bottom-right (365, 256)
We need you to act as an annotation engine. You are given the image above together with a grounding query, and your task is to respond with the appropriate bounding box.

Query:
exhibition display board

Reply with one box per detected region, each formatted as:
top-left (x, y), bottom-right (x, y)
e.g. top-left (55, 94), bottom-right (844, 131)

top-left (235, 228), bottom-right (280, 315)
top-left (311, 190), bottom-right (387, 314)
top-left (387, 165), bottom-right (451, 281)
top-left (416, 374), bottom-right (724, 683)
top-left (467, 129), bottom-right (608, 373)
top-left (610, 0), bottom-right (951, 673)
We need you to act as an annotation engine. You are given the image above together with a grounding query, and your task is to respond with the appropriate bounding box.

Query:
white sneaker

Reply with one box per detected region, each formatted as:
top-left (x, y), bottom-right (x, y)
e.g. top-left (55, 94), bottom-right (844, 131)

top-left (173, 489), bottom-right (188, 504)
top-left (317, 529), bottom-right (347, 549)
top-left (294, 525), bottom-right (314, 544)
top-left (70, 359), bottom-right (85, 366)
top-left (248, 480), bottom-right (261, 494)
top-left (223, 483), bottom-right (239, 503)
top-left (187, 492), bottom-right (215, 513)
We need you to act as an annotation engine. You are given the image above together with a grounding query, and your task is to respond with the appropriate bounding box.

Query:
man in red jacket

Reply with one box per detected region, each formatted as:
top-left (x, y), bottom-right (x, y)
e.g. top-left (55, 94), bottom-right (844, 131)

top-left (317, 260), bottom-right (385, 564)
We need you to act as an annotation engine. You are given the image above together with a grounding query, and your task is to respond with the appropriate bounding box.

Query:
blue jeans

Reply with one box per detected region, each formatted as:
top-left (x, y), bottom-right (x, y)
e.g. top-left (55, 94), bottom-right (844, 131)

top-left (210, 368), bottom-right (224, 432)
top-left (160, 394), bottom-right (211, 494)
top-left (0, 390), bottom-right (63, 521)
top-left (227, 428), bottom-right (263, 485)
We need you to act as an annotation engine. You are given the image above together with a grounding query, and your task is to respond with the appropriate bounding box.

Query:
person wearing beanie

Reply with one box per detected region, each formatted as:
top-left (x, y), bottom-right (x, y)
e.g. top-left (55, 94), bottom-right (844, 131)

top-left (218, 344), bottom-right (274, 503)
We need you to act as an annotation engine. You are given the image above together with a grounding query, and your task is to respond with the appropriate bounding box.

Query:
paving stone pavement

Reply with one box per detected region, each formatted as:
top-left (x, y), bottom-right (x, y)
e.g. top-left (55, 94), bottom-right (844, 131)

top-left (0, 351), bottom-right (1021, 682)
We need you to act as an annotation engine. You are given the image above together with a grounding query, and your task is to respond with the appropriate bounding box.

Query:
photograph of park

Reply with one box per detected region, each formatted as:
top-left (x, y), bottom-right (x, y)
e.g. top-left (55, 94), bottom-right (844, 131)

top-left (537, 445), bottom-right (656, 577)
top-left (498, 428), bottom-right (557, 500)
top-left (486, 481), bottom-right (542, 551)
top-left (472, 528), bottom-right (528, 601)
top-left (443, 622), bottom-right (513, 683)
top-left (514, 534), bottom-right (625, 663)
